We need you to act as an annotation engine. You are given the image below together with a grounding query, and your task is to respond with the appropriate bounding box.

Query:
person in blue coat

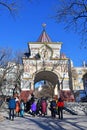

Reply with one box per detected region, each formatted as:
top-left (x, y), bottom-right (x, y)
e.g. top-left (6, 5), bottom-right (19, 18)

top-left (8, 96), bottom-right (16, 120)
top-left (50, 99), bottom-right (56, 118)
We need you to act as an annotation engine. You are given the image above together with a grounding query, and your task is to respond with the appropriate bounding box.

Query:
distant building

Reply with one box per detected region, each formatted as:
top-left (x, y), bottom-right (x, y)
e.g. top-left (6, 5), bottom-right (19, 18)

top-left (72, 66), bottom-right (87, 99)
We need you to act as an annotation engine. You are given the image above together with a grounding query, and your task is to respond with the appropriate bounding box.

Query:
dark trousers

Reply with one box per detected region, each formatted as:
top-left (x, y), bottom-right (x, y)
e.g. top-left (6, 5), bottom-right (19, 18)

top-left (9, 108), bottom-right (15, 120)
top-left (58, 107), bottom-right (63, 119)
top-left (51, 108), bottom-right (56, 118)
top-left (32, 111), bottom-right (36, 116)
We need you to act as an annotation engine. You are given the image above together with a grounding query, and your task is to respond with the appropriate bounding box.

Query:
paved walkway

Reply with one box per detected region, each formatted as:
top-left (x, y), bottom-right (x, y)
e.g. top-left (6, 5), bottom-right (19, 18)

top-left (0, 113), bottom-right (87, 130)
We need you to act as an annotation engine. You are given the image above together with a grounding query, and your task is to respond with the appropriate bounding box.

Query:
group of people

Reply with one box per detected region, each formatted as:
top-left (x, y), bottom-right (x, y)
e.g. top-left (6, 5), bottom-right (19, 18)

top-left (7, 94), bottom-right (64, 121)
top-left (25, 95), bottom-right (47, 117)
top-left (25, 95), bottom-right (64, 119)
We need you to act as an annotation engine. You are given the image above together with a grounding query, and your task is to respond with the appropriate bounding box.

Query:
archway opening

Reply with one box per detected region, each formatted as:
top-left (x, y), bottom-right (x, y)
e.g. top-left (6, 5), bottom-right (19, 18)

top-left (34, 71), bottom-right (59, 98)
top-left (34, 71), bottom-right (58, 85)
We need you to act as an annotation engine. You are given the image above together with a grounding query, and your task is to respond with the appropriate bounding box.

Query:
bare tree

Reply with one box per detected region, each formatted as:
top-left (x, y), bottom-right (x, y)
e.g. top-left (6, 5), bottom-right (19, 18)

top-left (0, 0), bottom-right (33, 16)
top-left (12, 50), bottom-right (24, 86)
top-left (0, 48), bottom-right (14, 94)
top-left (0, 48), bottom-right (24, 96)
top-left (54, 0), bottom-right (87, 46)
top-left (0, 0), bottom-right (18, 16)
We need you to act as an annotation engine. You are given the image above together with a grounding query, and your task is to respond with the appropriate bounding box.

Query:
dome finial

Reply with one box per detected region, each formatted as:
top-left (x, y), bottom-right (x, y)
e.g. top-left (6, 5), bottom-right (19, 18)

top-left (42, 23), bottom-right (46, 30)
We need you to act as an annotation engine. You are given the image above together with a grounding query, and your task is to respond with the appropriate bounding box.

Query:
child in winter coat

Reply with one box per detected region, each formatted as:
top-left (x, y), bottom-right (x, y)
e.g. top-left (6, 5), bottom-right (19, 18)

top-left (20, 100), bottom-right (25, 117)
top-left (15, 97), bottom-right (20, 117)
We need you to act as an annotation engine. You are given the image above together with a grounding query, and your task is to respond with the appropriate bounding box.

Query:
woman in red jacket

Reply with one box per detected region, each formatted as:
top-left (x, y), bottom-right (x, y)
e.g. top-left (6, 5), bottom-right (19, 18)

top-left (57, 97), bottom-right (64, 119)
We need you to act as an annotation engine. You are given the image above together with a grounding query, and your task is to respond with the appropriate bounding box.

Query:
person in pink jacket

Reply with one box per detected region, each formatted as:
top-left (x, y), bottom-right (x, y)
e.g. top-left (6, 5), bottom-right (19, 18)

top-left (41, 99), bottom-right (47, 116)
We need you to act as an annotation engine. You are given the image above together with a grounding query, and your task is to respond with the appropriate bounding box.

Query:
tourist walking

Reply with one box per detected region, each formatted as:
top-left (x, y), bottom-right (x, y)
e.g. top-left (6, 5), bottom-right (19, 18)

top-left (57, 97), bottom-right (64, 119)
top-left (41, 99), bottom-right (47, 116)
top-left (20, 99), bottom-right (25, 117)
top-left (50, 99), bottom-right (56, 118)
top-left (31, 100), bottom-right (37, 117)
top-left (36, 99), bottom-right (41, 116)
top-left (15, 97), bottom-right (20, 117)
top-left (8, 96), bottom-right (16, 121)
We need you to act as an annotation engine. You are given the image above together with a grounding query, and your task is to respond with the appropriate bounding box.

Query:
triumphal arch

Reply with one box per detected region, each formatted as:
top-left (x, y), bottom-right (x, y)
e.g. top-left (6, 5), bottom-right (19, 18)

top-left (21, 24), bottom-right (74, 101)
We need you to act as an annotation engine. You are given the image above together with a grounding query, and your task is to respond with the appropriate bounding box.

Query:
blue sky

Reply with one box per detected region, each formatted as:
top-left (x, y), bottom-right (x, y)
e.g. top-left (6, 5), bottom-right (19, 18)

top-left (0, 0), bottom-right (87, 67)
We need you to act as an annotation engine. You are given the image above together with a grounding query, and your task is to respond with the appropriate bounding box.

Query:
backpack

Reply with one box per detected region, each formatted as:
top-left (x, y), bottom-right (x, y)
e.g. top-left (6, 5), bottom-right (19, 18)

top-left (51, 100), bottom-right (56, 109)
